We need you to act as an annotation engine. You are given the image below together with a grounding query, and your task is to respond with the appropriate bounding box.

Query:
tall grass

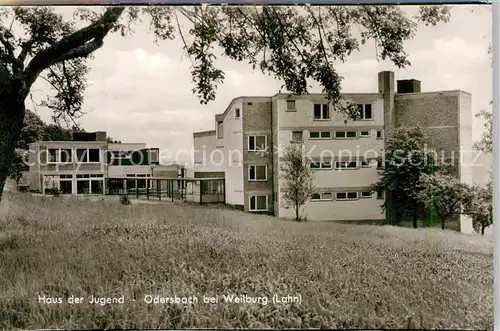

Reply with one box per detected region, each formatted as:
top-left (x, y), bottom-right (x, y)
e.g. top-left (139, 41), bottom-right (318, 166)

top-left (0, 192), bottom-right (493, 329)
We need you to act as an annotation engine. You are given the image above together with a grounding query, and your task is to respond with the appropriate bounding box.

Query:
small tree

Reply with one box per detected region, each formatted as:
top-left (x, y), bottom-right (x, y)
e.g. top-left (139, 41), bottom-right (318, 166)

top-left (371, 127), bottom-right (436, 228)
top-left (418, 172), bottom-right (473, 230)
top-left (465, 182), bottom-right (493, 235)
top-left (8, 148), bottom-right (27, 185)
top-left (280, 143), bottom-right (315, 221)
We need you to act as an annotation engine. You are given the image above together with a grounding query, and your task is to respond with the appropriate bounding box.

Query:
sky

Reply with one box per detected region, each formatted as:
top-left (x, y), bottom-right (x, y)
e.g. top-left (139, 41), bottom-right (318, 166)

top-left (28, 5), bottom-right (492, 170)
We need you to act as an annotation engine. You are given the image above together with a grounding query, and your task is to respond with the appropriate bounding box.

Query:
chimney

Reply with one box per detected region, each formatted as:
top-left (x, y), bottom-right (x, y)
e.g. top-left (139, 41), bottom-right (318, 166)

top-left (397, 79), bottom-right (421, 94)
top-left (378, 71), bottom-right (395, 132)
top-left (95, 131), bottom-right (107, 141)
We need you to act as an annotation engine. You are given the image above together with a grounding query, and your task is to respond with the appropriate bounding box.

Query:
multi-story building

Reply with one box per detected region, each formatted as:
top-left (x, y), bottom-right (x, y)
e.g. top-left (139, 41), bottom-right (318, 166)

top-left (192, 71), bottom-right (474, 233)
top-left (25, 131), bottom-right (186, 195)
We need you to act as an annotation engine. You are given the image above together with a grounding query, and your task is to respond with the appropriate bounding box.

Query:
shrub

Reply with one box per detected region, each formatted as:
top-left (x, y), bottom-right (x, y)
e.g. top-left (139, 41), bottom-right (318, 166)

top-left (120, 195), bottom-right (131, 205)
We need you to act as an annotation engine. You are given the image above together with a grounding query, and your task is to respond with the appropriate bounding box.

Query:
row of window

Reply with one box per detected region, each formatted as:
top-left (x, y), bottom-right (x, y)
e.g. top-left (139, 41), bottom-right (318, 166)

top-left (46, 148), bottom-right (159, 164)
top-left (311, 160), bottom-right (383, 170)
top-left (248, 189), bottom-right (385, 212)
top-left (307, 129), bottom-right (383, 140)
top-left (286, 101), bottom-right (373, 121)
top-left (43, 174), bottom-right (104, 195)
top-left (246, 130), bottom-right (384, 154)
top-left (311, 190), bottom-right (384, 201)
top-left (248, 161), bottom-right (382, 182)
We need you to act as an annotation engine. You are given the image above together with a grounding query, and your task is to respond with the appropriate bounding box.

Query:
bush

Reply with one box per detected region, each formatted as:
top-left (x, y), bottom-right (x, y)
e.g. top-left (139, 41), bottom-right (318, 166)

top-left (120, 195), bottom-right (131, 205)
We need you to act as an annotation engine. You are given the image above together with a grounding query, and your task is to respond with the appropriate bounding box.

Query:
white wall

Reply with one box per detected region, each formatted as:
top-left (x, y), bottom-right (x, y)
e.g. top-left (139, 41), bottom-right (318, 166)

top-left (459, 92), bottom-right (475, 234)
top-left (275, 94), bottom-right (385, 221)
top-left (107, 143), bottom-right (147, 150)
top-left (279, 193), bottom-right (385, 221)
top-left (193, 134), bottom-right (224, 172)
top-left (223, 101), bottom-right (244, 205)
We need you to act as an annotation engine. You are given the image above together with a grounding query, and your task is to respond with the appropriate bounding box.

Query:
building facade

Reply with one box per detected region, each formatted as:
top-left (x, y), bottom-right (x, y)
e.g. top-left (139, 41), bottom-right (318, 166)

top-left (192, 71), bottom-right (474, 233)
top-left (25, 131), bottom-right (186, 195)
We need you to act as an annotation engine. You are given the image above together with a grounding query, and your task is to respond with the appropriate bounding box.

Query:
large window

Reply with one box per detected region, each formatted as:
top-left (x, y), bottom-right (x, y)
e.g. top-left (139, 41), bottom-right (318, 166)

top-left (336, 192), bottom-right (358, 200)
top-left (311, 192), bottom-right (333, 201)
top-left (335, 161), bottom-right (358, 169)
top-left (356, 104), bottom-right (373, 120)
top-left (248, 165), bottom-right (267, 181)
top-left (76, 148), bottom-right (100, 163)
top-left (249, 195), bottom-right (268, 211)
top-left (310, 161), bottom-right (332, 170)
top-left (335, 131), bottom-right (357, 139)
top-left (59, 174), bottom-right (73, 194)
top-left (47, 148), bottom-right (73, 163)
top-left (76, 174), bottom-right (104, 194)
top-left (309, 131), bottom-right (331, 139)
top-left (248, 135), bottom-right (267, 151)
top-left (286, 100), bottom-right (296, 111)
top-left (313, 103), bottom-right (330, 120)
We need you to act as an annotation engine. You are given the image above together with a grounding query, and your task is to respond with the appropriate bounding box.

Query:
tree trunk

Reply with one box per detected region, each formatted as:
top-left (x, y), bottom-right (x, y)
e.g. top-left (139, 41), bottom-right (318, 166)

top-left (482, 224), bottom-right (487, 235)
top-left (0, 87), bottom-right (26, 203)
top-left (441, 218), bottom-right (446, 230)
top-left (295, 204), bottom-right (299, 221)
top-left (412, 213), bottom-right (417, 229)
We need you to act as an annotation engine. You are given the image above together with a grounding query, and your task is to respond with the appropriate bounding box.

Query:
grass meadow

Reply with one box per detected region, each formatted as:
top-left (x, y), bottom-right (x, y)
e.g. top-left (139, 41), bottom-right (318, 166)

top-left (0, 192), bottom-right (493, 329)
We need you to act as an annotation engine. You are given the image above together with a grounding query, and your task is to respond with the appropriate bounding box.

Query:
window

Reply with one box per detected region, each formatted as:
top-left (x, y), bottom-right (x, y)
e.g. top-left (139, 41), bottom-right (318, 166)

top-left (47, 148), bottom-right (73, 163)
top-left (335, 131), bottom-right (357, 139)
top-left (313, 103), bottom-right (330, 120)
top-left (360, 131), bottom-right (371, 138)
top-left (311, 193), bottom-right (321, 200)
top-left (309, 132), bottom-right (320, 139)
top-left (217, 121), bottom-right (224, 139)
top-left (249, 165), bottom-right (267, 181)
top-left (76, 148), bottom-right (100, 163)
top-left (361, 161), bottom-right (370, 168)
top-left (312, 192), bottom-right (335, 201)
top-left (377, 161), bottom-right (384, 169)
top-left (335, 161), bottom-right (358, 169)
top-left (235, 108), bottom-right (240, 119)
top-left (336, 192), bottom-right (358, 200)
top-left (311, 161), bottom-right (332, 170)
top-left (59, 174), bottom-right (73, 194)
top-left (376, 130), bottom-right (383, 138)
top-left (48, 149), bottom-right (58, 163)
top-left (356, 104), bottom-right (373, 120)
top-left (60, 149), bottom-right (72, 163)
top-left (309, 131), bottom-right (331, 139)
top-left (249, 195), bottom-right (268, 211)
top-left (286, 100), bottom-right (296, 111)
top-left (377, 190), bottom-right (385, 199)
top-left (77, 180), bottom-right (90, 194)
top-left (247, 102), bottom-right (253, 106)
top-left (292, 131), bottom-right (303, 142)
top-left (361, 191), bottom-right (372, 198)
top-left (149, 150), bottom-right (159, 163)
top-left (89, 149), bottom-right (100, 162)
top-left (248, 135), bottom-right (267, 151)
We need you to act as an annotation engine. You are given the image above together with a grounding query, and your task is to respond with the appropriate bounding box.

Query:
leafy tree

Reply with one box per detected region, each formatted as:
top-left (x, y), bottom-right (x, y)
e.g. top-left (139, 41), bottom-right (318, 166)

top-left (474, 106), bottom-right (492, 154)
top-left (465, 182), bottom-right (493, 235)
top-left (0, 5), bottom-right (451, 201)
top-left (372, 127), bottom-right (437, 228)
top-left (280, 143), bottom-right (315, 221)
top-left (8, 148), bottom-right (26, 185)
top-left (417, 172), bottom-right (473, 230)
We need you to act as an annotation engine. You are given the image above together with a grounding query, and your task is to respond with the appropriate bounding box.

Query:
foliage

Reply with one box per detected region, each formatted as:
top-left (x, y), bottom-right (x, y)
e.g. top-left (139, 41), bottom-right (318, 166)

top-left (0, 5), bottom-right (451, 201)
top-left (371, 127), bottom-right (437, 227)
top-left (465, 181), bottom-right (493, 235)
top-left (8, 148), bottom-right (27, 185)
top-left (417, 172), bottom-right (473, 230)
top-left (0, 193), bottom-right (493, 329)
top-left (120, 194), bottom-right (131, 205)
top-left (107, 137), bottom-right (122, 143)
top-left (474, 106), bottom-right (492, 154)
top-left (280, 143), bottom-right (315, 221)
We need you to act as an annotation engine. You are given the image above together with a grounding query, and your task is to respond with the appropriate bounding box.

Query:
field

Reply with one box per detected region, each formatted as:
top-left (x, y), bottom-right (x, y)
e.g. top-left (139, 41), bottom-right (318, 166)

top-left (0, 192), bottom-right (493, 329)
